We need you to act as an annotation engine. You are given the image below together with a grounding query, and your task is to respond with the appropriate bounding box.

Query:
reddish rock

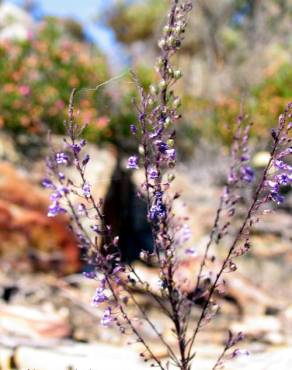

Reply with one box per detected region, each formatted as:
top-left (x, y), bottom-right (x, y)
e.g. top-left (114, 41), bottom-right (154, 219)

top-left (0, 162), bottom-right (80, 274)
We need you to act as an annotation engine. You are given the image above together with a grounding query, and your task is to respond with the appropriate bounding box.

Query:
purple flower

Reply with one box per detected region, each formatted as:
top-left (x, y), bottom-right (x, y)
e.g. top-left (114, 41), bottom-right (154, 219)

top-left (276, 173), bottom-right (292, 186)
top-left (148, 167), bottom-right (159, 179)
top-left (240, 154), bottom-right (250, 162)
top-left (100, 307), bottom-right (114, 326)
top-left (71, 144), bottom-right (82, 154)
top-left (82, 182), bottom-right (91, 198)
top-left (50, 186), bottom-right (69, 201)
top-left (270, 191), bottom-right (284, 205)
top-left (91, 224), bottom-right (101, 234)
top-left (130, 124), bottom-right (137, 135)
top-left (277, 147), bottom-right (292, 159)
top-left (92, 288), bottom-right (108, 306)
top-left (42, 178), bottom-right (54, 189)
top-left (185, 247), bottom-right (197, 255)
top-left (127, 155), bottom-right (139, 169)
top-left (149, 200), bottom-right (166, 222)
top-left (155, 140), bottom-right (168, 153)
top-left (58, 172), bottom-right (65, 181)
top-left (181, 224), bottom-right (191, 242)
top-left (165, 148), bottom-right (176, 162)
top-left (274, 160), bottom-right (292, 171)
top-left (71, 140), bottom-right (86, 154)
top-left (47, 201), bottom-right (66, 217)
top-left (82, 154), bottom-right (90, 166)
top-left (240, 166), bottom-right (254, 183)
top-left (83, 271), bottom-right (96, 279)
top-left (55, 152), bottom-right (69, 165)
top-left (231, 349), bottom-right (250, 358)
top-left (228, 171), bottom-right (237, 184)
top-left (77, 203), bottom-right (86, 215)
top-left (149, 127), bottom-right (163, 139)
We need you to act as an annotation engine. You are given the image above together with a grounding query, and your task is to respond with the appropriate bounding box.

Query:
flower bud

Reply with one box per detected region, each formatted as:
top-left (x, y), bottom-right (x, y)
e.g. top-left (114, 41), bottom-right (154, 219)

top-left (157, 57), bottom-right (164, 68)
top-left (167, 173), bottom-right (175, 182)
top-left (163, 25), bottom-right (171, 34)
top-left (158, 39), bottom-right (166, 49)
top-left (167, 36), bottom-right (175, 47)
top-left (148, 98), bottom-right (154, 107)
top-left (150, 84), bottom-right (159, 95)
top-left (164, 117), bottom-right (171, 128)
top-left (138, 145), bottom-right (145, 155)
top-left (159, 80), bottom-right (167, 90)
top-left (174, 70), bottom-right (182, 79)
top-left (173, 97), bottom-right (181, 108)
top-left (167, 139), bottom-right (174, 147)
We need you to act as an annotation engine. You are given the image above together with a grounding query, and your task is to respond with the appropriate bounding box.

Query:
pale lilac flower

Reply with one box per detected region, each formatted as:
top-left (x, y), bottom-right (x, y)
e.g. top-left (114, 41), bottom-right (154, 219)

top-left (185, 247), bottom-right (197, 255)
top-left (82, 182), bottom-right (91, 198)
top-left (127, 155), bottom-right (139, 169)
top-left (181, 224), bottom-right (191, 242)
top-left (240, 166), bottom-right (254, 183)
top-left (92, 288), bottom-right (108, 306)
top-left (100, 307), bottom-right (114, 326)
top-left (166, 148), bottom-right (176, 162)
top-left (77, 203), bottom-right (86, 215)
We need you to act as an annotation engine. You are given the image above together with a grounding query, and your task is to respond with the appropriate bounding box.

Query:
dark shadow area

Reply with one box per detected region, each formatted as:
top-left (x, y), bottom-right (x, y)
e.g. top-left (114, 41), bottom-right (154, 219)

top-left (103, 156), bottom-right (153, 262)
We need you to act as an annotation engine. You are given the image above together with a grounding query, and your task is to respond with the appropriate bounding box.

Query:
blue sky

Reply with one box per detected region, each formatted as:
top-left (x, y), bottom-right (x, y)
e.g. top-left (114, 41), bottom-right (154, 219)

top-left (5, 0), bottom-right (128, 68)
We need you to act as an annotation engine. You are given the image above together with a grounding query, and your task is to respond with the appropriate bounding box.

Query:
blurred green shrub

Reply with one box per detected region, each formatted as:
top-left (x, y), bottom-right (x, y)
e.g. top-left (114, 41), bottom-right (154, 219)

top-left (0, 17), bottom-right (112, 142)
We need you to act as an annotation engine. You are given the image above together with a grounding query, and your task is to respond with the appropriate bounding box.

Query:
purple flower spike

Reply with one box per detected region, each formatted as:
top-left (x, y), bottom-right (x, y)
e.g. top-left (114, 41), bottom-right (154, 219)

top-left (127, 155), bottom-right (139, 169)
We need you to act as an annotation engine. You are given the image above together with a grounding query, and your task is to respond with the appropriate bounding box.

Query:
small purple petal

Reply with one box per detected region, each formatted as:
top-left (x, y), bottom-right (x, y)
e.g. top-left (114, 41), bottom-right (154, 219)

top-left (82, 182), bottom-right (91, 198)
top-left (42, 178), bottom-right (54, 189)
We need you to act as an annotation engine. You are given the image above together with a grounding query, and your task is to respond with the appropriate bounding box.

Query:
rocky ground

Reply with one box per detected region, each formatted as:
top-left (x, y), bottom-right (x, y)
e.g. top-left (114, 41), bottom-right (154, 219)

top-left (0, 134), bottom-right (291, 370)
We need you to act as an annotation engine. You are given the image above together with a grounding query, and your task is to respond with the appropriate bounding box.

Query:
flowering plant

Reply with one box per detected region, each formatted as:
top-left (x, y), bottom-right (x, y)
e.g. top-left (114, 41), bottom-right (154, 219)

top-left (44, 1), bottom-right (291, 369)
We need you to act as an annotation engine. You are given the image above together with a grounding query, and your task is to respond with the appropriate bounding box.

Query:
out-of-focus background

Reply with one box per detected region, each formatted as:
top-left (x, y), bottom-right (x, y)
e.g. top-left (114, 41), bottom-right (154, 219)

top-left (0, 1), bottom-right (291, 369)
